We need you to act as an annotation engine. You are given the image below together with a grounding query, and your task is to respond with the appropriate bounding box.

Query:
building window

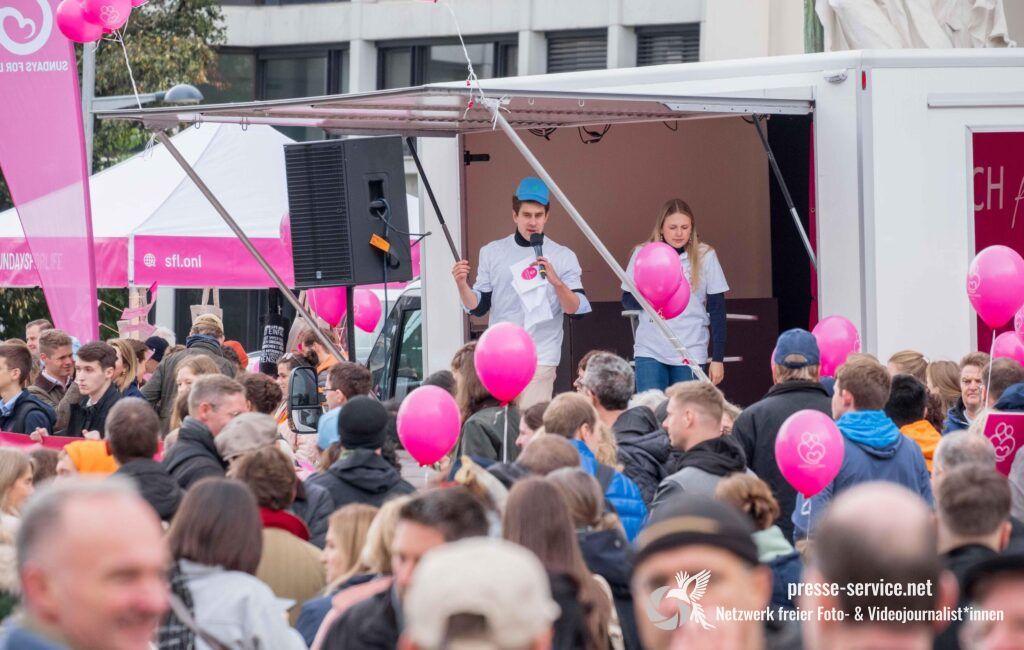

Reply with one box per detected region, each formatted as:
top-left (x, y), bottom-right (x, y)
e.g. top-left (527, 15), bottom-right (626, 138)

top-left (546, 30), bottom-right (607, 73)
top-left (254, 47), bottom-right (348, 140)
top-left (378, 37), bottom-right (517, 90)
top-left (637, 24), bottom-right (700, 66)
top-left (199, 51), bottom-right (256, 104)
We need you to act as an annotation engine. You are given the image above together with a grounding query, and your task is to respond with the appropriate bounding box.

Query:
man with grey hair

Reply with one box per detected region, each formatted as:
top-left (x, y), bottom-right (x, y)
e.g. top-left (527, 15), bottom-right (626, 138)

top-left (801, 482), bottom-right (957, 650)
top-left (0, 478), bottom-right (168, 649)
top-left (931, 430), bottom-right (997, 493)
top-left (581, 351), bottom-right (670, 504)
top-left (162, 374), bottom-right (247, 490)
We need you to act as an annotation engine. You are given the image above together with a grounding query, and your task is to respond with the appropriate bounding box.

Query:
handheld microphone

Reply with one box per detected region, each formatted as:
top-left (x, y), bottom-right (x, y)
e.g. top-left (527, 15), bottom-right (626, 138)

top-left (529, 233), bottom-right (546, 279)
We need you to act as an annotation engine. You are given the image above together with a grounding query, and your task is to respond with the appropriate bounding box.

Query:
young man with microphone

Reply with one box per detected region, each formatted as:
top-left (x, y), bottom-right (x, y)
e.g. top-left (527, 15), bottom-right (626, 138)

top-left (452, 177), bottom-right (590, 407)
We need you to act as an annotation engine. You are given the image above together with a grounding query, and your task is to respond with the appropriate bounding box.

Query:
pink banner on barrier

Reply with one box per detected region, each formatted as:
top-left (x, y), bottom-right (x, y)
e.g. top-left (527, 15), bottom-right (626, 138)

top-left (0, 237), bottom-right (127, 287)
top-left (0, 431), bottom-right (78, 450)
top-left (0, 0), bottom-right (98, 342)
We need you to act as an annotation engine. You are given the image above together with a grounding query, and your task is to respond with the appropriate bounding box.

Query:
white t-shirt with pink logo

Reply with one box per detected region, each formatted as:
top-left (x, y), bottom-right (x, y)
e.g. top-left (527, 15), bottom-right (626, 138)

top-left (468, 234), bottom-right (590, 366)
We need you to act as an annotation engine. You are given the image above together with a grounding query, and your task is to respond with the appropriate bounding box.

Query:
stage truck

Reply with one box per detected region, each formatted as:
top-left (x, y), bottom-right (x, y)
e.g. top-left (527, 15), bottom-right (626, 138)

top-left (101, 49), bottom-right (1024, 405)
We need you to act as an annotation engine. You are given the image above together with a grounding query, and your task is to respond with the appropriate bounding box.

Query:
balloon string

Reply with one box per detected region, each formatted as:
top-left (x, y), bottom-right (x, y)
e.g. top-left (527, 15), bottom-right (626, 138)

top-left (988, 329), bottom-right (996, 404)
top-left (502, 404), bottom-right (508, 464)
top-left (114, 30), bottom-right (143, 109)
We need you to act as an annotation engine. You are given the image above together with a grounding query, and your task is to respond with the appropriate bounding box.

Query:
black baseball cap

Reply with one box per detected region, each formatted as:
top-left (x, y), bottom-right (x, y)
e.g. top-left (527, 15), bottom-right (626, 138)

top-left (144, 336), bottom-right (170, 362)
top-left (635, 495), bottom-right (759, 567)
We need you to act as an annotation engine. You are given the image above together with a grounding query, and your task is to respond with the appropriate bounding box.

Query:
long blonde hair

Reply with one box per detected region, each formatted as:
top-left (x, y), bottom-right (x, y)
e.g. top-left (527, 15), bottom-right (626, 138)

top-left (646, 198), bottom-right (706, 290)
top-left (324, 503), bottom-right (379, 592)
top-left (109, 339), bottom-right (139, 393)
top-left (0, 449), bottom-right (31, 515)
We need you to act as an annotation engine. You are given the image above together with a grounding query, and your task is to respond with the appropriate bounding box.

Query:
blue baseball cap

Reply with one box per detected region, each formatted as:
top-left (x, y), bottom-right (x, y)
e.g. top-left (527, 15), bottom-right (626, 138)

top-left (515, 177), bottom-right (549, 206)
top-left (317, 407), bottom-right (341, 451)
top-left (773, 329), bottom-right (820, 368)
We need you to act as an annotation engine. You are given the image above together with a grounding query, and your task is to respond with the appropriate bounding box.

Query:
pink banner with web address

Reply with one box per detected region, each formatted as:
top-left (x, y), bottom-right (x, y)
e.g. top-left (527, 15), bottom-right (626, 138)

top-left (0, 0), bottom-right (98, 342)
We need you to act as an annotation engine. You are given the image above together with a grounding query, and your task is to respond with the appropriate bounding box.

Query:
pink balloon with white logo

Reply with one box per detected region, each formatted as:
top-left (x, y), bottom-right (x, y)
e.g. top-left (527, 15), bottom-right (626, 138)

top-left (82, 0), bottom-right (131, 30)
top-left (56, 0), bottom-right (104, 42)
top-left (993, 331), bottom-right (1024, 366)
top-left (967, 245), bottom-right (1024, 329)
top-left (812, 316), bottom-right (860, 378)
top-left (775, 409), bottom-right (844, 498)
top-left (633, 242), bottom-right (683, 309)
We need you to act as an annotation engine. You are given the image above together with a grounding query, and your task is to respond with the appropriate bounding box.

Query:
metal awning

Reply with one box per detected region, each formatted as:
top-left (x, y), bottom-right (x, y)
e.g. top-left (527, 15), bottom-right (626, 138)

top-left (96, 85), bottom-right (813, 137)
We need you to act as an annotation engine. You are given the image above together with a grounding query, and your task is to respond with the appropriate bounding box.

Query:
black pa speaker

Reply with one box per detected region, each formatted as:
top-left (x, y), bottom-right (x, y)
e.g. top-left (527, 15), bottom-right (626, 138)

top-left (284, 137), bottom-right (412, 288)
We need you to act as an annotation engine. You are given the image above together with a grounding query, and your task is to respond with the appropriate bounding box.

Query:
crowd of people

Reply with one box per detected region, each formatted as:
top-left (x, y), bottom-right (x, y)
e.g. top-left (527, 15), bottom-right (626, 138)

top-left (0, 311), bottom-right (1020, 650)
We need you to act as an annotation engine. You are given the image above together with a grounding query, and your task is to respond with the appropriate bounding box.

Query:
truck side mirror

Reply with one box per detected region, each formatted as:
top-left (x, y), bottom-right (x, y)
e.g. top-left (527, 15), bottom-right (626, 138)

top-left (288, 366), bottom-right (321, 433)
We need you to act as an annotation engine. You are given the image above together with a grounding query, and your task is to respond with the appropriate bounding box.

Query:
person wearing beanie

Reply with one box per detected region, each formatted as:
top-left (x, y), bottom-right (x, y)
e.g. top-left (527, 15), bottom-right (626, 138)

top-left (631, 496), bottom-right (800, 650)
top-left (306, 396), bottom-right (414, 512)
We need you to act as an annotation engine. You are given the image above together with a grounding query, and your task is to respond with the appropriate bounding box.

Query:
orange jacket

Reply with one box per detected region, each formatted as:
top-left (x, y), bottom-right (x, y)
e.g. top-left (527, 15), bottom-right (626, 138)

top-left (900, 420), bottom-right (941, 472)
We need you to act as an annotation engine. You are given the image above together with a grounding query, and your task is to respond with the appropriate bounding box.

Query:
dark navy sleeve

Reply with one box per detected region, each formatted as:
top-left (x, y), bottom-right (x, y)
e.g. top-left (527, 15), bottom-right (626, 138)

top-left (621, 291), bottom-right (642, 311)
top-left (569, 289), bottom-right (589, 320)
top-left (24, 409), bottom-right (53, 434)
top-left (468, 291), bottom-right (492, 317)
top-left (707, 292), bottom-right (727, 362)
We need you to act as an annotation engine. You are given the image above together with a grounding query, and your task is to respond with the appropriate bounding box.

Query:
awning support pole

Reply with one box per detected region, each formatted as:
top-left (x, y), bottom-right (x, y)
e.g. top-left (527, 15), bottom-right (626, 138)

top-left (152, 130), bottom-right (346, 364)
top-left (485, 103), bottom-right (709, 383)
top-left (406, 137), bottom-right (461, 262)
top-left (751, 115), bottom-right (818, 271)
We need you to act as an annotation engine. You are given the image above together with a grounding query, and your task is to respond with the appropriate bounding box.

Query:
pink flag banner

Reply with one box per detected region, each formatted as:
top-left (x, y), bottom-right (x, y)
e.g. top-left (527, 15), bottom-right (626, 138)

top-left (0, 0), bottom-right (99, 342)
top-left (120, 302), bottom-right (154, 321)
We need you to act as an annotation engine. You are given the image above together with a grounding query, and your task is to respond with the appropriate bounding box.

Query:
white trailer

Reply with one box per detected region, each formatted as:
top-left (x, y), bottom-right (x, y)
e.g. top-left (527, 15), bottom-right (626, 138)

top-left (102, 49), bottom-right (1024, 403)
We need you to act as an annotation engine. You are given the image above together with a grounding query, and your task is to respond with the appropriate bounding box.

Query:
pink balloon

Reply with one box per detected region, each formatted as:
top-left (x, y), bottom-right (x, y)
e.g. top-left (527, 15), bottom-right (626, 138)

top-left (968, 245), bottom-right (1024, 329)
top-left (353, 289), bottom-right (382, 332)
top-left (812, 315), bottom-right (860, 378)
top-left (56, 0), bottom-right (104, 42)
top-left (659, 277), bottom-right (691, 319)
top-left (775, 409), bottom-right (845, 498)
top-left (993, 331), bottom-right (1024, 366)
top-left (307, 287), bottom-right (346, 328)
top-left (280, 213), bottom-right (291, 251)
top-left (130, 0), bottom-right (147, 6)
top-left (633, 242), bottom-right (683, 309)
top-left (1016, 306), bottom-right (1024, 342)
top-left (397, 385), bottom-right (461, 465)
top-left (82, 0), bottom-right (131, 30)
top-left (474, 322), bottom-right (537, 404)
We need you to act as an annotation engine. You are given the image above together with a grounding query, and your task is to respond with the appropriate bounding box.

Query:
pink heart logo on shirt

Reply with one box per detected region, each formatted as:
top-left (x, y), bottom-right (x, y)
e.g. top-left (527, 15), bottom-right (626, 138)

top-left (521, 266), bottom-right (538, 280)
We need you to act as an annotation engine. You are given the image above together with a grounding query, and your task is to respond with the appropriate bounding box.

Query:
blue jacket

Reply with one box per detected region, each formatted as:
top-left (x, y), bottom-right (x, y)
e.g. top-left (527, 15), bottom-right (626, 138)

top-left (0, 621), bottom-right (67, 649)
top-left (995, 383), bottom-right (1024, 412)
top-left (569, 440), bottom-right (647, 541)
top-left (793, 411), bottom-right (932, 540)
top-left (943, 399), bottom-right (971, 433)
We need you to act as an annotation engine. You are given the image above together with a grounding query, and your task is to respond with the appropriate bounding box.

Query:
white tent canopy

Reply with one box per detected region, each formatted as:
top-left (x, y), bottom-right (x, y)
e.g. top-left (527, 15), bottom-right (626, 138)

top-left (0, 124), bottom-right (294, 287)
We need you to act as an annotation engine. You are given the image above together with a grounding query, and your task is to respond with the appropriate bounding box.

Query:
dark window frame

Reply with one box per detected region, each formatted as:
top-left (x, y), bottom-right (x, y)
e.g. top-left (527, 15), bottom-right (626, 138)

top-left (255, 44), bottom-right (350, 99)
top-left (376, 34), bottom-right (518, 89)
top-left (546, 28), bottom-right (608, 74)
top-left (635, 23), bottom-right (701, 67)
